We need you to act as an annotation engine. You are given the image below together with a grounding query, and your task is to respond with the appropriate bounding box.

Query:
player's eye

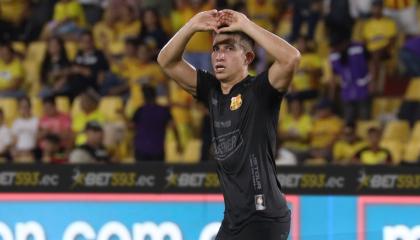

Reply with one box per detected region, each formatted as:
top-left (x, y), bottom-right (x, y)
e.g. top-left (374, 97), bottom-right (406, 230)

top-left (212, 46), bottom-right (219, 52)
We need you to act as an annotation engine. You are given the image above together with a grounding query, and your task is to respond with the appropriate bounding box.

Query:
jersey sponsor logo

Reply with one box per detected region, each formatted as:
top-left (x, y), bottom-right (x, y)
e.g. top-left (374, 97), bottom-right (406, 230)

top-left (230, 94), bottom-right (242, 111)
top-left (254, 194), bottom-right (266, 211)
top-left (212, 130), bottom-right (244, 161)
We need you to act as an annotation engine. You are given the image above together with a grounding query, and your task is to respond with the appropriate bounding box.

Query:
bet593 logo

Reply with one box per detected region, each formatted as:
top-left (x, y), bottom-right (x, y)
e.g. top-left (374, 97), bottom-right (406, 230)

top-left (383, 225), bottom-right (420, 240)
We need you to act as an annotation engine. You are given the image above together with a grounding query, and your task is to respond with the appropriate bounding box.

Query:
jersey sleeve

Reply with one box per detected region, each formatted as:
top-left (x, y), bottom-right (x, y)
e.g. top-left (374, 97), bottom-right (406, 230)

top-left (196, 69), bottom-right (219, 108)
top-left (253, 71), bottom-right (286, 107)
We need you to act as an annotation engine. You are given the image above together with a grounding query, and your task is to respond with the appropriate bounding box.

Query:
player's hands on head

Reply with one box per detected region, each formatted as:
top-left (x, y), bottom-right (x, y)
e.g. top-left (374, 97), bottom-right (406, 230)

top-left (189, 9), bottom-right (220, 32)
top-left (216, 10), bottom-right (249, 33)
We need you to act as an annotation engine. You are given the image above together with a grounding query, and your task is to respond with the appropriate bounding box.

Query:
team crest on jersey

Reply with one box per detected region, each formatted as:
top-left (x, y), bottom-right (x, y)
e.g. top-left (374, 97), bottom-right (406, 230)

top-left (230, 94), bottom-right (242, 111)
top-left (255, 194), bottom-right (266, 211)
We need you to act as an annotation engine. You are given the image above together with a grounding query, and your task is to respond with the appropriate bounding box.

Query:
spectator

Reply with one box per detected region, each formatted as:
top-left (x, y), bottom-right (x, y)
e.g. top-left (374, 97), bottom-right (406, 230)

top-left (289, 0), bottom-right (322, 42)
top-left (0, 0), bottom-right (30, 41)
top-left (93, 7), bottom-right (119, 51)
top-left (43, 0), bottom-right (86, 40)
top-left (309, 99), bottom-right (343, 162)
top-left (170, 0), bottom-right (213, 71)
top-left (383, 0), bottom-right (419, 37)
top-left (353, 126), bottom-right (392, 165)
top-left (68, 30), bottom-right (110, 98)
top-left (0, 42), bottom-right (25, 98)
top-left (362, 0), bottom-right (397, 89)
top-left (0, 108), bottom-right (12, 162)
top-left (399, 36), bottom-right (420, 77)
top-left (40, 37), bottom-right (71, 98)
top-left (38, 96), bottom-right (72, 150)
top-left (279, 97), bottom-right (312, 162)
top-left (69, 121), bottom-right (110, 163)
top-left (11, 97), bottom-right (39, 162)
top-left (79, 0), bottom-right (104, 26)
top-left (138, 8), bottom-right (169, 58)
top-left (131, 85), bottom-right (180, 161)
top-left (115, 3), bottom-right (141, 42)
top-left (39, 133), bottom-right (66, 163)
top-left (333, 122), bottom-right (366, 165)
top-left (324, 0), bottom-right (354, 47)
top-left (290, 35), bottom-right (322, 100)
top-left (72, 89), bottom-right (105, 145)
top-left (329, 40), bottom-right (371, 123)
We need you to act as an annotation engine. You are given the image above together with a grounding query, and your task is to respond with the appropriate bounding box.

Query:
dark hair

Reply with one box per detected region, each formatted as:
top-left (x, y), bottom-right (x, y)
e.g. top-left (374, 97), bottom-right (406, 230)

top-left (41, 37), bottom-right (69, 83)
top-left (213, 31), bottom-right (255, 52)
top-left (80, 29), bottom-right (93, 39)
top-left (0, 41), bottom-right (13, 52)
top-left (140, 8), bottom-right (163, 32)
top-left (44, 133), bottom-right (61, 144)
top-left (142, 84), bottom-right (157, 103)
top-left (42, 96), bottom-right (56, 105)
top-left (368, 126), bottom-right (381, 135)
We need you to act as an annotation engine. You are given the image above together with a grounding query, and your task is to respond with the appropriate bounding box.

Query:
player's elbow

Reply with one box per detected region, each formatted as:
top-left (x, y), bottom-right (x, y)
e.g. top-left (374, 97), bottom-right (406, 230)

top-left (288, 50), bottom-right (301, 70)
top-left (157, 50), bottom-right (168, 68)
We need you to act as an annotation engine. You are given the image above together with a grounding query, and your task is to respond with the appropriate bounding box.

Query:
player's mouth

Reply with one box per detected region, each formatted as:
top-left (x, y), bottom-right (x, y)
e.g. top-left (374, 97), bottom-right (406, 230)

top-left (215, 64), bottom-right (226, 73)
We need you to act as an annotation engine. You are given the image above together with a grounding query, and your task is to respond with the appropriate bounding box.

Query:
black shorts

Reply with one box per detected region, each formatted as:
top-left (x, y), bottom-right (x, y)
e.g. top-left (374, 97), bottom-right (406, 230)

top-left (216, 220), bottom-right (290, 240)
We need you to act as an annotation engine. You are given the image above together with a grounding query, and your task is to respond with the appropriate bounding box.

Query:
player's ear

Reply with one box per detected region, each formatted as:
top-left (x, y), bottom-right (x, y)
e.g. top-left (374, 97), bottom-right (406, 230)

top-left (245, 51), bottom-right (255, 65)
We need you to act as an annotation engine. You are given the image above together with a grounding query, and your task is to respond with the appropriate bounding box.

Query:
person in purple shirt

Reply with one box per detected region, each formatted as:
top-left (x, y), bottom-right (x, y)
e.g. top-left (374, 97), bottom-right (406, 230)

top-left (329, 39), bottom-right (371, 123)
top-left (131, 85), bottom-right (181, 161)
top-left (399, 36), bottom-right (420, 77)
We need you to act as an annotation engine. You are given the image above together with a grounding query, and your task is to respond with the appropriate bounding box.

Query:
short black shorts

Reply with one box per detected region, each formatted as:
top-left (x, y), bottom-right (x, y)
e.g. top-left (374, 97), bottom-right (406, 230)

top-left (215, 220), bottom-right (290, 240)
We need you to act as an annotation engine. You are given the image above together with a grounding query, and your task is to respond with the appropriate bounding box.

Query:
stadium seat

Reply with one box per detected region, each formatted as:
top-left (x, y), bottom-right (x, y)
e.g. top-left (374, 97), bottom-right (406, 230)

top-left (0, 98), bottom-right (18, 126)
top-left (65, 41), bottom-right (78, 61)
top-left (380, 140), bottom-right (404, 164)
top-left (182, 139), bottom-right (202, 163)
top-left (12, 42), bottom-right (26, 54)
top-left (382, 120), bottom-right (410, 142)
top-left (372, 97), bottom-right (402, 119)
top-left (71, 96), bottom-right (82, 117)
top-left (56, 96), bottom-right (70, 113)
top-left (99, 97), bottom-right (124, 122)
top-left (403, 140), bottom-right (420, 162)
top-left (31, 97), bottom-right (43, 117)
top-left (404, 78), bottom-right (420, 101)
top-left (356, 120), bottom-right (381, 140)
top-left (410, 121), bottom-right (420, 141)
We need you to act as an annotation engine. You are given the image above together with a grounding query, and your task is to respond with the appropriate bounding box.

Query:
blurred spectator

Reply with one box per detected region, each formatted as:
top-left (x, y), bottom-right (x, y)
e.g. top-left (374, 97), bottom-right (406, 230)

top-left (72, 89), bottom-right (105, 145)
top-left (138, 8), bottom-right (169, 58)
top-left (324, 0), bottom-right (354, 47)
top-left (329, 40), bottom-right (371, 123)
top-left (289, 0), bottom-right (322, 42)
top-left (353, 126), bottom-right (392, 165)
top-left (309, 99), bottom-right (343, 162)
top-left (170, 0), bottom-right (213, 71)
top-left (275, 139), bottom-right (298, 166)
top-left (69, 121), bottom-right (110, 163)
top-left (0, 42), bottom-right (25, 98)
top-left (399, 36), bottom-right (420, 77)
top-left (0, 0), bottom-right (30, 41)
top-left (279, 97), bottom-right (312, 162)
top-left (116, 4), bottom-right (141, 42)
top-left (362, 0), bottom-right (397, 89)
top-left (131, 85), bottom-right (180, 161)
top-left (290, 36), bottom-right (322, 100)
top-left (43, 0), bottom-right (86, 40)
top-left (0, 108), bottom-right (12, 162)
top-left (68, 30), bottom-right (110, 98)
top-left (383, 0), bottom-right (419, 36)
top-left (333, 122), bottom-right (366, 165)
top-left (38, 96), bottom-right (72, 150)
top-left (79, 0), bottom-right (104, 26)
top-left (93, 7), bottom-right (119, 51)
top-left (11, 97), bottom-right (39, 162)
top-left (40, 37), bottom-right (71, 98)
top-left (39, 133), bottom-right (67, 163)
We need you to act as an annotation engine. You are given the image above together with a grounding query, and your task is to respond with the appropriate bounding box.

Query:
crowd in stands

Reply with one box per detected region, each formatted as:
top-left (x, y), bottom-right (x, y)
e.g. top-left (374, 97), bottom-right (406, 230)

top-left (0, 0), bottom-right (419, 165)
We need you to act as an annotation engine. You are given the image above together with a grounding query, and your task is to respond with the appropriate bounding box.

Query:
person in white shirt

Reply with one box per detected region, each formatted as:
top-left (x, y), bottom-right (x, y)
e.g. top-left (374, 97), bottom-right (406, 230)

top-left (0, 108), bottom-right (12, 162)
top-left (11, 97), bottom-right (39, 162)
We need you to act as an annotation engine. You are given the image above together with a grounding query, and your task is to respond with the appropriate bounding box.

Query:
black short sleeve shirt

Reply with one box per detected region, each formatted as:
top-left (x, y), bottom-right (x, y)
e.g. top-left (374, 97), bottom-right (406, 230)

top-left (196, 70), bottom-right (290, 233)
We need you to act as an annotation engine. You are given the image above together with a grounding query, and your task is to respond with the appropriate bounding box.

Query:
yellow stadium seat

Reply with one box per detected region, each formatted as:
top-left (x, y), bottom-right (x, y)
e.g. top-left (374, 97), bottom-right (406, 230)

top-left (26, 41), bottom-right (46, 64)
top-left (56, 96), bottom-right (70, 113)
top-left (410, 121), bottom-right (420, 141)
top-left (403, 140), bottom-right (420, 162)
top-left (356, 120), bottom-right (381, 140)
top-left (380, 140), bottom-right (404, 164)
top-left (65, 41), bottom-right (78, 61)
top-left (382, 120), bottom-right (410, 142)
top-left (99, 97), bottom-right (123, 122)
top-left (31, 97), bottom-right (43, 117)
top-left (165, 128), bottom-right (182, 163)
top-left (23, 60), bottom-right (41, 96)
top-left (372, 97), bottom-right (402, 118)
top-left (0, 98), bottom-right (18, 126)
top-left (12, 42), bottom-right (26, 55)
top-left (182, 139), bottom-right (202, 163)
top-left (71, 96), bottom-right (82, 117)
top-left (404, 78), bottom-right (420, 101)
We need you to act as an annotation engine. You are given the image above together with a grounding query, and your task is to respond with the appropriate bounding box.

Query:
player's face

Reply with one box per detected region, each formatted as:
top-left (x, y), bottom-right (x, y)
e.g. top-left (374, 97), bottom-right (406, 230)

top-left (211, 34), bottom-right (247, 82)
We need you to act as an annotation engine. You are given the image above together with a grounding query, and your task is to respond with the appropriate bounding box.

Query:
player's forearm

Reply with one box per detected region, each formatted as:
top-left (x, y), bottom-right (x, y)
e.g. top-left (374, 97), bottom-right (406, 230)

top-left (243, 21), bottom-right (300, 66)
top-left (157, 23), bottom-right (195, 68)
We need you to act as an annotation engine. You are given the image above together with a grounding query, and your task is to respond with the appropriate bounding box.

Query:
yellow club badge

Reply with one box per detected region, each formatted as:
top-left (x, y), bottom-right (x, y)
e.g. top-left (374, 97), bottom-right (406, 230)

top-left (230, 94), bottom-right (242, 111)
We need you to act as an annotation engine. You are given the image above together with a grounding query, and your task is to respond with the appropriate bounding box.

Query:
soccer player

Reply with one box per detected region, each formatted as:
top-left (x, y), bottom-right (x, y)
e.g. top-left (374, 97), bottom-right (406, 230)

top-left (157, 9), bottom-right (300, 240)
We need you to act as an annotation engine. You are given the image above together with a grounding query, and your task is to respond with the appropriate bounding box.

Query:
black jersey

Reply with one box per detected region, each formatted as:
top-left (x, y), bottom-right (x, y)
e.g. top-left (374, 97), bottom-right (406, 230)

top-left (196, 70), bottom-right (290, 234)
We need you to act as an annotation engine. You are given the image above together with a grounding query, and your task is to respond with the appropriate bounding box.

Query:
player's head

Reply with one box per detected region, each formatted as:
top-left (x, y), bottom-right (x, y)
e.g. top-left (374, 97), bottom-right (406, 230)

top-left (211, 31), bottom-right (255, 81)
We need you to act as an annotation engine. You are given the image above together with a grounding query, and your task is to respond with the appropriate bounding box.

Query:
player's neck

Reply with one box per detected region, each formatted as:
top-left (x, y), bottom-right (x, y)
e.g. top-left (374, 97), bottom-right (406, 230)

top-left (220, 71), bottom-right (248, 95)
